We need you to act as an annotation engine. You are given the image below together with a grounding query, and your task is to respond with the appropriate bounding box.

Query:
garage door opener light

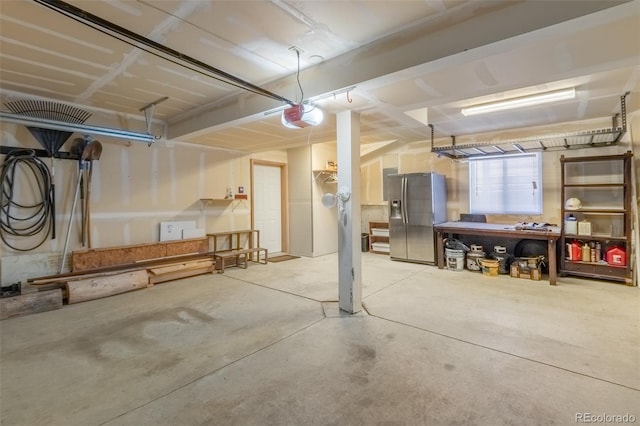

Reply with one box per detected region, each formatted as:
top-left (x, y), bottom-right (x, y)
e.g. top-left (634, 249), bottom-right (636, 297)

top-left (281, 46), bottom-right (324, 129)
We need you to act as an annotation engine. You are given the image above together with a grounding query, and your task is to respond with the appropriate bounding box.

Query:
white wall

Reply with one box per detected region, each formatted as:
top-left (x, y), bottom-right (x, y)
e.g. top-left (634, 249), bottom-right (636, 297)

top-left (286, 142), bottom-right (339, 257)
top-left (311, 142), bottom-right (339, 256)
top-left (287, 146), bottom-right (313, 257)
top-left (0, 121), bottom-right (286, 284)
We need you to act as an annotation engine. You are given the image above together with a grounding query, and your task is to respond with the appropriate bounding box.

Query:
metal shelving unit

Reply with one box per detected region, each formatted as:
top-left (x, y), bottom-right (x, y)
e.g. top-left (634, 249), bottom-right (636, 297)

top-left (430, 93), bottom-right (629, 160)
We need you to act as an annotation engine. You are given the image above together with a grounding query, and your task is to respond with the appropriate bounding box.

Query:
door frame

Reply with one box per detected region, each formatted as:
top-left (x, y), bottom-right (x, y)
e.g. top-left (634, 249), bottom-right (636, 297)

top-left (250, 159), bottom-right (288, 254)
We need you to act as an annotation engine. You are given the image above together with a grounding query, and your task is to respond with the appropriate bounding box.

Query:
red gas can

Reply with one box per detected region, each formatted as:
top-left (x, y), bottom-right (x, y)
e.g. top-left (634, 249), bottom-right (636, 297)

top-left (566, 241), bottom-right (582, 261)
top-left (606, 246), bottom-right (626, 266)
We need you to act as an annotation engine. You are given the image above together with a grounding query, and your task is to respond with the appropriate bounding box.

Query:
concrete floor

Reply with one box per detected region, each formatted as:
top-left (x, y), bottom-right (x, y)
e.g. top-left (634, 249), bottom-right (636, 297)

top-left (1, 252), bottom-right (638, 425)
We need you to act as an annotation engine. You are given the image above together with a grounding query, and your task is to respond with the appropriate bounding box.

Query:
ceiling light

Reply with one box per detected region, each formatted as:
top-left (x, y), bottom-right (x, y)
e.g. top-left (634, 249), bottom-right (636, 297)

top-left (308, 55), bottom-right (324, 64)
top-left (281, 104), bottom-right (324, 129)
top-left (461, 88), bottom-right (576, 116)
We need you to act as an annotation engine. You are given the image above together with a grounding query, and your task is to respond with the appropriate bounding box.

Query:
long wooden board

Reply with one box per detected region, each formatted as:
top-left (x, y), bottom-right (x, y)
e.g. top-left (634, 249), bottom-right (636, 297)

top-left (66, 270), bottom-right (149, 304)
top-left (29, 252), bottom-right (215, 285)
top-left (0, 289), bottom-right (63, 320)
top-left (148, 260), bottom-right (213, 276)
top-left (71, 238), bottom-right (209, 271)
top-left (148, 260), bottom-right (214, 285)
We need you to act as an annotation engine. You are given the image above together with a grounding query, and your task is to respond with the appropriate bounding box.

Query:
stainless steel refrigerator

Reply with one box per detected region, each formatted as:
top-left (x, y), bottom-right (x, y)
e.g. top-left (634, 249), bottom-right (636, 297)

top-left (388, 172), bottom-right (446, 264)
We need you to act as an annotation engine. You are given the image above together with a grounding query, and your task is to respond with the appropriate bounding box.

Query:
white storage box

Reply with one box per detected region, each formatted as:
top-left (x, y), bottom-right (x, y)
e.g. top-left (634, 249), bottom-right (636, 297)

top-left (371, 242), bottom-right (390, 253)
top-left (371, 228), bottom-right (389, 237)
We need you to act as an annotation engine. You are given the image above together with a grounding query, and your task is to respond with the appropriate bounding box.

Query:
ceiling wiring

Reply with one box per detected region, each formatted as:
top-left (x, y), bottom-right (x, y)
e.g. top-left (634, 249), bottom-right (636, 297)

top-left (291, 47), bottom-right (304, 103)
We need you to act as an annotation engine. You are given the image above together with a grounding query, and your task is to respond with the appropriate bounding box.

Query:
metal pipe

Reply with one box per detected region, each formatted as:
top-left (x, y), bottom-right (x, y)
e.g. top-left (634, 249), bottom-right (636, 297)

top-left (0, 112), bottom-right (154, 143)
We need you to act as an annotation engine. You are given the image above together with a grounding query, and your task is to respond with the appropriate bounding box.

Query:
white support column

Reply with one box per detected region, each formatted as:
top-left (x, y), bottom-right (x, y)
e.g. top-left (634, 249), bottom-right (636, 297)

top-left (336, 110), bottom-right (362, 314)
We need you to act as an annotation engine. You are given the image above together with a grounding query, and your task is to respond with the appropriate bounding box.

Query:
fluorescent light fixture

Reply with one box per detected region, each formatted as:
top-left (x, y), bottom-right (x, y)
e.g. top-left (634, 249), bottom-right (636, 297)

top-left (461, 88), bottom-right (575, 116)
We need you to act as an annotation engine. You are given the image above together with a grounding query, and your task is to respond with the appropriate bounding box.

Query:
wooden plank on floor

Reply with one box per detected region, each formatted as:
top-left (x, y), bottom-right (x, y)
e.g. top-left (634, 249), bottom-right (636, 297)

top-left (72, 238), bottom-right (209, 271)
top-left (149, 266), bottom-right (214, 285)
top-left (0, 289), bottom-right (63, 320)
top-left (148, 260), bottom-right (213, 276)
top-left (30, 267), bottom-right (144, 286)
top-left (29, 252), bottom-right (215, 284)
top-left (66, 270), bottom-right (149, 304)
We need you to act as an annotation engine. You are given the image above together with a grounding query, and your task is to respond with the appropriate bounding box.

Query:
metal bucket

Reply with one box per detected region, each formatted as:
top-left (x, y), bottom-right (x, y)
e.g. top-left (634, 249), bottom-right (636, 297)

top-left (491, 246), bottom-right (512, 274)
top-left (466, 244), bottom-right (485, 271)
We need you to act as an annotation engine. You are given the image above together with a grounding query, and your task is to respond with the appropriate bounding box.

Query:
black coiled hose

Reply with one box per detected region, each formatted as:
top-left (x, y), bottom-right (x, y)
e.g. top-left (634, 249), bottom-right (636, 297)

top-left (0, 149), bottom-right (53, 251)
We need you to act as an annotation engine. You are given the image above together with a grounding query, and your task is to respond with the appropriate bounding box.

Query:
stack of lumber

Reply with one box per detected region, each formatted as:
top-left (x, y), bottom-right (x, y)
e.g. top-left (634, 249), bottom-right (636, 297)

top-left (72, 238), bottom-right (209, 270)
top-left (25, 238), bottom-right (215, 306)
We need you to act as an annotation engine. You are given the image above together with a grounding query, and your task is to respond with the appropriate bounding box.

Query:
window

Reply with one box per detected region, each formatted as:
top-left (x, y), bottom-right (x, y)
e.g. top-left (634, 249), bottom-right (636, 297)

top-left (469, 153), bottom-right (542, 215)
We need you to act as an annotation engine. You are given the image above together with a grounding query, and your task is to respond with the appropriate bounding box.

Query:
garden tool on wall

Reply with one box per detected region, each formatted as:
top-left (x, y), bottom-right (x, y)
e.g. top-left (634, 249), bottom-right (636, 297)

top-left (60, 138), bottom-right (86, 273)
top-left (4, 100), bottom-right (92, 241)
top-left (79, 138), bottom-right (102, 247)
top-left (59, 137), bottom-right (101, 272)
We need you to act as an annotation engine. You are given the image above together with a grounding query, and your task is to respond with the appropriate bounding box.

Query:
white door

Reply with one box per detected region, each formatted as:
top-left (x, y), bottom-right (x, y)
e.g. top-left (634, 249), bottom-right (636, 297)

top-left (253, 164), bottom-right (282, 254)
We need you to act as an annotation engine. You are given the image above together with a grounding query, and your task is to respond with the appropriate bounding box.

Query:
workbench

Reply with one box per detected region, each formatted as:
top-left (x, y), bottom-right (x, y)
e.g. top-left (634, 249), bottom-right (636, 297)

top-left (434, 221), bottom-right (561, 285)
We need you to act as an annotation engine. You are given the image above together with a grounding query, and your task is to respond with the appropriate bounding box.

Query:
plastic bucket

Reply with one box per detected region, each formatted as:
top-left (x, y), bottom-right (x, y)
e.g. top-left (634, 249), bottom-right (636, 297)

top-left (479, 259), bottom-right (499, 277)
top-left (445, 248), bottom-right (465, 271)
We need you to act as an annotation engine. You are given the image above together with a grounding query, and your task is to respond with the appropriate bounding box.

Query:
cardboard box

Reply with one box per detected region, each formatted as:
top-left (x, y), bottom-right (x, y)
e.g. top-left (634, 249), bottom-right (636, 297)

top-left (510, 256), bottom-right (543, 281)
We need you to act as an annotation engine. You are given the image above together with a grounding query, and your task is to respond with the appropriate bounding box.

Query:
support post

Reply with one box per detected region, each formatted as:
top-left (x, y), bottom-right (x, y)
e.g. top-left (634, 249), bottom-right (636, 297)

top-left (336, 111), bottom-right (362, 314)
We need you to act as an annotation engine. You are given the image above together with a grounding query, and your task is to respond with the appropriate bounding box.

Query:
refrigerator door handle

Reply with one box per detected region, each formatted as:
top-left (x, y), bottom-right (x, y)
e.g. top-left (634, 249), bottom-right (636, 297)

top-left (402, 176), bottom-right (408, 224)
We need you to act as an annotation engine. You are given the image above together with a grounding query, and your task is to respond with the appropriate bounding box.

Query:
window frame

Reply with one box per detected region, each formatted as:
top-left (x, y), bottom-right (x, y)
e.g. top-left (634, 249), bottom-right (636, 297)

top-left (468, 152), bottom-right (543, 215)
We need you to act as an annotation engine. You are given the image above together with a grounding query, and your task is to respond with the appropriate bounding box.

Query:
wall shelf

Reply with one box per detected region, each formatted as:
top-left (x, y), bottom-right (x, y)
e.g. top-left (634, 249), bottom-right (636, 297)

top-left (431, 93), bottom-right (629, 160)
top-left (369, 221), bottom-right (389, 254)
top-left (312, 169), bottom-right (337, 183)
top-left (199, 198), bottom-right (233, 212)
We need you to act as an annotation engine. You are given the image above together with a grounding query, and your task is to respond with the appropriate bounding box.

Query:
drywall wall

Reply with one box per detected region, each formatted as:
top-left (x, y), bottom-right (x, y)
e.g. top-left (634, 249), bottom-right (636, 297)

top-left (287, 146), bottom-right (313, 257)
top-left (311, 142), bottom-right (338, 256)
top-left (286, 142), bottom-right (339, 257)
top-left (0, 122), bottom-right (286, 284)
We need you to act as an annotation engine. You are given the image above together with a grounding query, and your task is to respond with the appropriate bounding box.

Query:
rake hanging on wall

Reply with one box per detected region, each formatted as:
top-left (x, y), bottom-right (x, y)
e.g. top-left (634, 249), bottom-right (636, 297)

top-left (3, 100), bottom-right (92, 241)
top-left (4, 99), bottom-right (92, 156)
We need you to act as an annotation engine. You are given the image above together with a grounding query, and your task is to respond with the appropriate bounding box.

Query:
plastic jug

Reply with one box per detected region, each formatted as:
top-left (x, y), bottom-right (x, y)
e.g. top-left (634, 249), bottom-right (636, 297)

top-left (578, 220), bottom-right (592, 236)
top-left (566, 241), bottom-right (581, 261)
top-left (581, 243), bottom-right (591, 262)
top-left (606, 246), bottom-right (626, 266)
top-left (565, 214), bottom-right (578, 234)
